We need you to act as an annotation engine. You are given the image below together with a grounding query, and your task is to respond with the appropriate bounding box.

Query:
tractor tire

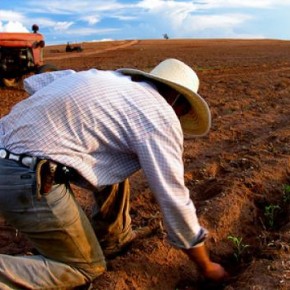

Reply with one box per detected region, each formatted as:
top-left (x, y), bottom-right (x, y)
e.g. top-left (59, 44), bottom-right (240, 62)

top-left (37, 64), bottom-right (58, 74)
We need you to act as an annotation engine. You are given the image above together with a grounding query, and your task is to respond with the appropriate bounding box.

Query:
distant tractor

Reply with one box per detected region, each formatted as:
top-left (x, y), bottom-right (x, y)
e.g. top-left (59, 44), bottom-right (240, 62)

top-left (65, 42), bottom-right (83, 53)
top-left (0, 24), bottom-right (57, 87)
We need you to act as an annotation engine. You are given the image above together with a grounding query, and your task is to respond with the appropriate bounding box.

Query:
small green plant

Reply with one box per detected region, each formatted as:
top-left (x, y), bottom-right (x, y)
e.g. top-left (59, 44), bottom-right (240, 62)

top-left (264, 204), bottom-right (280, 228)
top-left (227, 235), bottom-right (250, 262)
top-left (283, 184), bottom-right (290, 203)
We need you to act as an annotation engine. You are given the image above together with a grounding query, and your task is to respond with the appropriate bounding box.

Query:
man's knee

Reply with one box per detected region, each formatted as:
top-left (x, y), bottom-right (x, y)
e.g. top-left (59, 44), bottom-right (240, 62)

top-left (78, 262), bottom-right (106, 282)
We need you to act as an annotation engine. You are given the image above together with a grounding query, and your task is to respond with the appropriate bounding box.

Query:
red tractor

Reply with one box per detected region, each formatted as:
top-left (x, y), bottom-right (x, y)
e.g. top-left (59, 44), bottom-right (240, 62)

top-left (0, 24), bottom-right (57, 87)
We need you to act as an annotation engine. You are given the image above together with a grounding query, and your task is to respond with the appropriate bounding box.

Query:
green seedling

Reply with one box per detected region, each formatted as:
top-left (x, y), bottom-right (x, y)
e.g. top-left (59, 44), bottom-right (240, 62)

top-left (264, 204), bottom-right (280, 228)
top-left (227, 235), bottom-right (250, 262)
top-left (283, 184), bottom-right (290, 203)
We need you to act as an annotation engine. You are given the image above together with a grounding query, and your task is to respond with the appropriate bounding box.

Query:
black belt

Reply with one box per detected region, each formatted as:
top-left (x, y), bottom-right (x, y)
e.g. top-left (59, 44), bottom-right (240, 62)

top-left (0, 148), bottom-right (40, 170)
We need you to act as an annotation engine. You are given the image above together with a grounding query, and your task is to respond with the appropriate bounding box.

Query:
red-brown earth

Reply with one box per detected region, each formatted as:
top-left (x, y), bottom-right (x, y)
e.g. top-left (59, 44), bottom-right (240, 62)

top-left (0, 39), bottom-right (290, 289)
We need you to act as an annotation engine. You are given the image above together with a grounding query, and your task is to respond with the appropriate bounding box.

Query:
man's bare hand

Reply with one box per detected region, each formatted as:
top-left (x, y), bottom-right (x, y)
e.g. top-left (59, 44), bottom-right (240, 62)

top-left (202, 262), bottom-right (228, 282)
top-left (182, 244), bottom-right (229, 282)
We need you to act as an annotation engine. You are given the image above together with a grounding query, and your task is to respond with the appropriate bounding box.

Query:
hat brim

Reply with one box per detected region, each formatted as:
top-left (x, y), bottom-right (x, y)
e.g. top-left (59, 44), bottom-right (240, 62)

top-left (117, 68), bottom-right (211, 137)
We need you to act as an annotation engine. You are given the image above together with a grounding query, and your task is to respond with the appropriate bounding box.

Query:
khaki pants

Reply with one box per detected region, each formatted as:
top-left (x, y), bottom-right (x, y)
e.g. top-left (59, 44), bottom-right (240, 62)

top-left (92, 179), bottom-right (133, 254)
top-left (0, 158), bottom-right (132, 289)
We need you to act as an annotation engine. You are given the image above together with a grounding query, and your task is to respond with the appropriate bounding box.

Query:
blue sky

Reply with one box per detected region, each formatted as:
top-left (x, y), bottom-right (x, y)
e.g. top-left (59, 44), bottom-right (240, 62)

top-left (1, 0), bottom-right (290, 45)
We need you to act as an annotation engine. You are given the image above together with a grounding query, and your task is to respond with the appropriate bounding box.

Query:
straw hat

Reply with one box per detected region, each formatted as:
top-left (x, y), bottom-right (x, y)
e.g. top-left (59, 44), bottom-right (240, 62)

top-left (117, 58), bottom-right (211, 137)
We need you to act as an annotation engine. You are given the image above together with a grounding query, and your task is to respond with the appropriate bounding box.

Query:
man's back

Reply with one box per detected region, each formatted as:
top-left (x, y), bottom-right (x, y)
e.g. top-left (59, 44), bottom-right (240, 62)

top-left (0, 69), bottom-right (181, 186)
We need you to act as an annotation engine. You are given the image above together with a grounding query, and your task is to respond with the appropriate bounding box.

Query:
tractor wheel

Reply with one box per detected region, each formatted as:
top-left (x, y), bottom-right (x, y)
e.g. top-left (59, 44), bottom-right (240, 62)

top-left (37, 64), bottom-right (58, 74)
top-left (2, 78), bottom-right (20, 87)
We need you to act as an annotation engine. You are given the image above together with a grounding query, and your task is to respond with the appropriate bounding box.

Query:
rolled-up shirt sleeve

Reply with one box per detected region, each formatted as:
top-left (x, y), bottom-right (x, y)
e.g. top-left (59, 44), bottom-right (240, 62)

top-left (135, 123), bottom-right (207, 249)
top-left (23, 70), bottom-right (76, 95)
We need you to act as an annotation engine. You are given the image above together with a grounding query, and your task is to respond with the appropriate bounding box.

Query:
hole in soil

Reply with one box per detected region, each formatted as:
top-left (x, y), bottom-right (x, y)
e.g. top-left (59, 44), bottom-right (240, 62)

top-left (229, 156), bottom-right (261, 171)
top-left (255, 201), bottom-right (290, 230)
top-left (206, 251), bottom-right (255, 288)
top-left (193, 179), bottom-right (226, 201)
top-left (253, 185), bottom-right (290, 231)
top-left (175, 256), bottom-right (252, 290)
top-left (175, 278), bottom-right (227, 290)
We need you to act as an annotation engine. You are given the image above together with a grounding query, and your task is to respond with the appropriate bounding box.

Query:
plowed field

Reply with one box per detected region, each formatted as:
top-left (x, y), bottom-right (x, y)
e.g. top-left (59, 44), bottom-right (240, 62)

top-left (1, 39), bottom-right (290, 289)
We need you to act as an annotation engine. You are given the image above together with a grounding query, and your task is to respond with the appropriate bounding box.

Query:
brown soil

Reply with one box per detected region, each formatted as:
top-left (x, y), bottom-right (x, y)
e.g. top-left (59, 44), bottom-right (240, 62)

top-left (1, 39), bottom-right (290, 290)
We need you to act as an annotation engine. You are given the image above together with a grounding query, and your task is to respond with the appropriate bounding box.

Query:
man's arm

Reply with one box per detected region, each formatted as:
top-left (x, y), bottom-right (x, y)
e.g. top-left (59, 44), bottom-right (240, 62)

top-left (135, 124), bottom-right (227, 281)
top-left (182, 244), bottom-right (228, 281)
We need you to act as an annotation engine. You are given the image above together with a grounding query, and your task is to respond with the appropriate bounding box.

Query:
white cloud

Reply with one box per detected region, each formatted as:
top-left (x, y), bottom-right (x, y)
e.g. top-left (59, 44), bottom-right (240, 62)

top-left (132, 1), bottom-right (252, 38)
top-left (0, 10), bottom-right (29, 32)
top-left (0, 20), bottom-right (29, 32)
top-left (23, 0), bottom-right (127, 14)
top-left (81, 15), bottom-right (101, 25)
top-left (22, 1), bottom-right (90, 14)
top-left (27, 18), bottom-right (58, 29)
top-left (111, 14), bottom-right (138, 21)
top-left (137, 0), bottom-right (196, 12)
top-left (91, 38), bottom-right (114, 42)
top-left (53, 22), bottom-right (74, 31)
top-left (178, 13), bottom-right (252, 32)
top-left (0, 10), bottom-right (25, 22)
top-left (2, 0), bottom-right (290, 42)
top-left (62, 27), bottom-right (119, 36)
top-left (193, 0), bottom-right (290, 9)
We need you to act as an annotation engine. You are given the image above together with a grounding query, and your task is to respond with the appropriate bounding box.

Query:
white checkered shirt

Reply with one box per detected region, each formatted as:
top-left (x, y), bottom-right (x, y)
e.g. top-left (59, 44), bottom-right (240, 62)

top-left (0, 69), bottom-right (204, 249)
